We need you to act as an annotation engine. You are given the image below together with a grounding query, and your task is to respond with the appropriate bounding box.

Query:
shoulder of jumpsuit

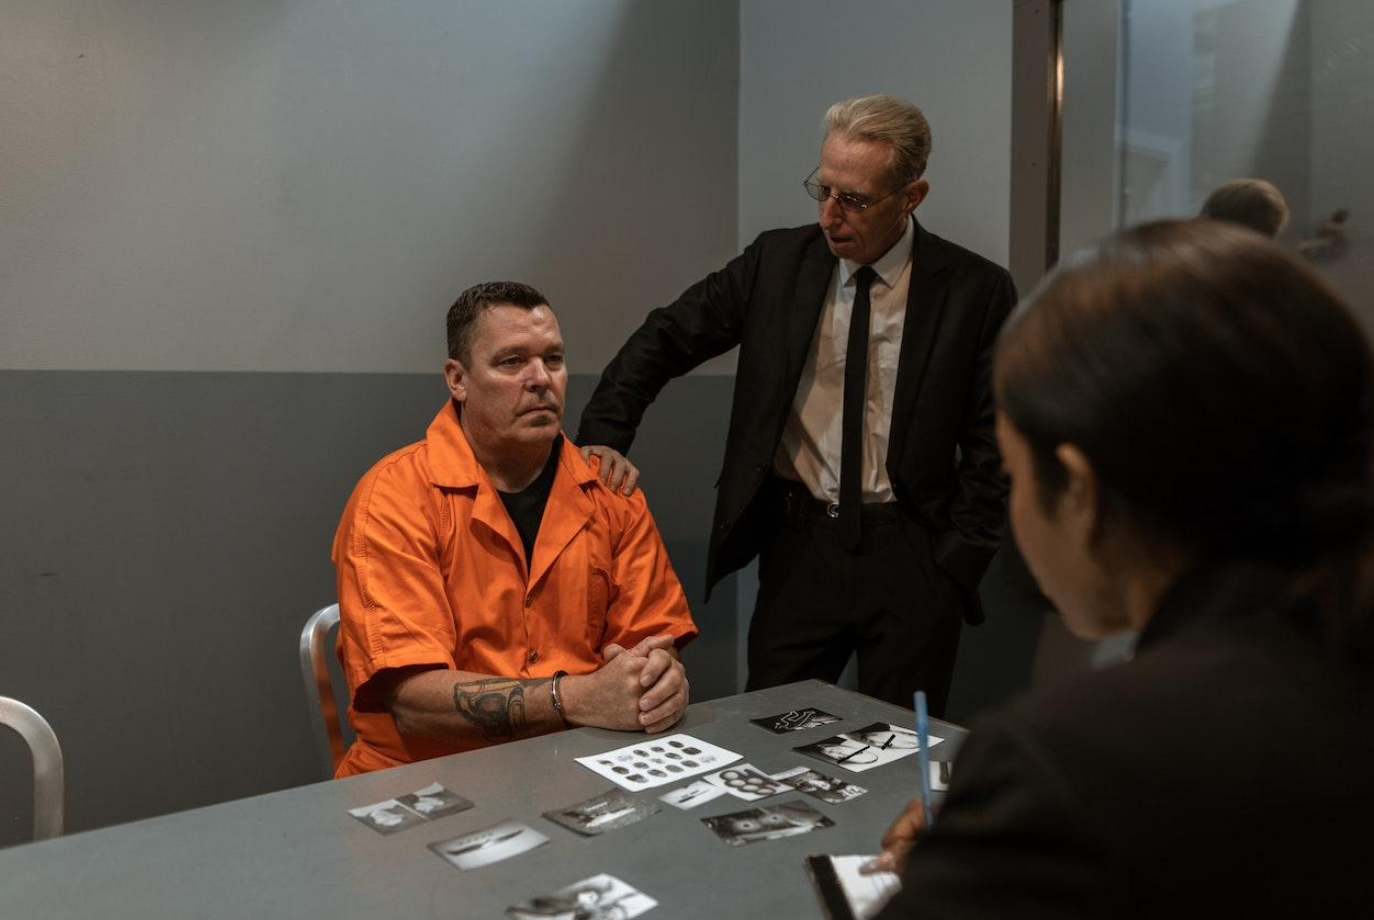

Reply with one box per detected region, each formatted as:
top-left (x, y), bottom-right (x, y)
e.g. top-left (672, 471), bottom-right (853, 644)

top-left (419, 399), bottom-right (484, 490)
top-left (341, 406), bottom-right (454, 512)
top-left (337, 410), bottom-right (451, 559)
top-left (558, 436), bottom-right (653, 521)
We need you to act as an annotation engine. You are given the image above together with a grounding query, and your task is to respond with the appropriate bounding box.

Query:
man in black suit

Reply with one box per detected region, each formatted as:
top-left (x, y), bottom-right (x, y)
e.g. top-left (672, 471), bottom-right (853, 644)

top-left (576, 95), bottom-right (1015, 714)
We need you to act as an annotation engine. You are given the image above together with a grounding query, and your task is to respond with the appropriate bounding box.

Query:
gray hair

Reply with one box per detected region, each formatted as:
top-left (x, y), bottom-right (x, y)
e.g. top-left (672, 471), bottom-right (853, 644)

top-left (823, 95), bottom-right (932, 183)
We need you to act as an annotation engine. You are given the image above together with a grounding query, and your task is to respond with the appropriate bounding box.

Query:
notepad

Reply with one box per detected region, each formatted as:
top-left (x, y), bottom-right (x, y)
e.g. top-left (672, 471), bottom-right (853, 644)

top-left (805, 854), bottom-right (902, 920)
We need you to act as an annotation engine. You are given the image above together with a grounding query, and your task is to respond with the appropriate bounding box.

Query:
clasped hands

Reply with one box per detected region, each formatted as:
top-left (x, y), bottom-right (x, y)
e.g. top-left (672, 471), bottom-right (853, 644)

top-left (560, 634), bottom-right (688, 734)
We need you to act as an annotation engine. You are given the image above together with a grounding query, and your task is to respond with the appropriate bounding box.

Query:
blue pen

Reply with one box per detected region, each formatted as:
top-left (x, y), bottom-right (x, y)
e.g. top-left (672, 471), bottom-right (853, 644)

top-left (915, 690), bottom-right (934, 829)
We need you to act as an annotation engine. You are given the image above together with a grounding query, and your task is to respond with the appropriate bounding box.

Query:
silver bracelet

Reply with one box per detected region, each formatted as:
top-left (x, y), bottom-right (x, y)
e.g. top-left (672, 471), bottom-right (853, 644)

top-left (550, 671), bottom-right (570, 725)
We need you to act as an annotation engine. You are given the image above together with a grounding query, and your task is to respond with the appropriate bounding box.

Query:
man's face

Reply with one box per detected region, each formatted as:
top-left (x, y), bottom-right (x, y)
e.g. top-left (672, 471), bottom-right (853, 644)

top-left (816, 133), bottom-right (928, 265)
top-left (445, 304), bottom-right (567, 454)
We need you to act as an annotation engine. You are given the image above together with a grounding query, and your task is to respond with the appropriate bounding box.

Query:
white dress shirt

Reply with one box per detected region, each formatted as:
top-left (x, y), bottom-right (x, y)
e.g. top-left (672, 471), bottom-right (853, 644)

top-left (774, 216), bottom-right (914, 503)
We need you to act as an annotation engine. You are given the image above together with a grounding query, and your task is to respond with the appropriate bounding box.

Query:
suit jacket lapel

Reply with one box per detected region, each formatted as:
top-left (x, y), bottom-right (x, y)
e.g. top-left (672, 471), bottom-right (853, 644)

top-left (887, 221), bottom-right (950, 469)
top-left (782, 234), bottom-right (838, 407)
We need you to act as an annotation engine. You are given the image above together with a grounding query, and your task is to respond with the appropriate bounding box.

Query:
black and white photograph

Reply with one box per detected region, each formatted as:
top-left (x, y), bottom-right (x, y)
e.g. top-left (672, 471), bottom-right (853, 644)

top-left (772, 766), bottom-right (868, 804)
top-left (795, 722), bottom-right (943, 774)
top-left (506, 873), bottom-right (658, 920)
top-left (574, 733), bottom-right (741, 791)
top-left (701, 800), bottom-right (835, 848)
top-left (429, 820), bottom-right (550, 871)
top-left (658, 781), bottom-right (727, 811)
top-left (846, 722), bottom-right (937, 751)
top-left (347, 799), bottom-right (428, 836)
top-left (702, 763), bottom-right (789, 801)
top-left (542, 789), bottom-right (660, 837)
top-left (395, 782), bottom-right (473, 820)
top-left (750, 708), bottom-right (841, 734)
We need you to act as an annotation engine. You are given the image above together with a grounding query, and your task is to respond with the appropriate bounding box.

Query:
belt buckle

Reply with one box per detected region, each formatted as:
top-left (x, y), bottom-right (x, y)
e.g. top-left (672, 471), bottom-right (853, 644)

top-left (825, 501), bottom-right (840, 519)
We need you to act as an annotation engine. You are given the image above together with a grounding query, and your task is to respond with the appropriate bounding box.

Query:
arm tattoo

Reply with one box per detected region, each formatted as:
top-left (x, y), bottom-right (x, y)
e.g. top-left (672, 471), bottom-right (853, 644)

top-left (453, 678), bottom-right (551, 743)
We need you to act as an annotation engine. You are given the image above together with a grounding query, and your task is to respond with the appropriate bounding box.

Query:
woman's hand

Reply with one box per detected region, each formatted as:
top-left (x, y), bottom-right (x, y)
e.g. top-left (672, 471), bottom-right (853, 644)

top-left (861, 797), bottom-right (934, 876)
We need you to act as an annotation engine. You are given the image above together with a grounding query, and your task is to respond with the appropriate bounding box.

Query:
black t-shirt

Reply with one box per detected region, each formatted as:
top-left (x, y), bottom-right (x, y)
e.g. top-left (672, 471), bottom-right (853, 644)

top-left (497, 436), bottom-right (562, 566)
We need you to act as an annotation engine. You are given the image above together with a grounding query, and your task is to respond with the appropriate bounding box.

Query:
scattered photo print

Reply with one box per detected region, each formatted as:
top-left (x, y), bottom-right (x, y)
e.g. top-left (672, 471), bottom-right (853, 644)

top-left (930, 760), bottom-right (953, 792)
top-left (701, 800), bottom-right (835, 848)
top-left (771, 765), bottom-right (868, 804)
top-left (348, 781), bottom-right (474, 835)
top-left (702, 763), bottom-right (790, 801)
top-left (507, 873), bottom-right (657, 920)
top-left (575, 734), bottom-right (741, 791)
top-left (348, 799), bottom-right (428, 836)
top-left (659, 780), bottom-right (727, 810)
top-left (543, 788), bottom-right (660, 837)
top-left (750, 708), bottom-right (841, 733)
top-left (794, 722), bottom-right (944, 773)
top-left (396, 782), bottom-right (474, 820)
top-left (430, 820), bottom-right (550, 871)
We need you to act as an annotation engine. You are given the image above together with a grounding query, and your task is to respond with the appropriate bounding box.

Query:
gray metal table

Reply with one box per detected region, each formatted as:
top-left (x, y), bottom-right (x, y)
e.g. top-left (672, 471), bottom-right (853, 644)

top-left (0, 680), bottom-right (966, 919)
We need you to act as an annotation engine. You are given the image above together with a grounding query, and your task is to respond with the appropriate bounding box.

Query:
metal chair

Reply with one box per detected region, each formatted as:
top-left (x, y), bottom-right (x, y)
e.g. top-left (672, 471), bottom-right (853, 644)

top-left (0, 696), bottom-right (64, 840)
top-left (298, 603), bottom-right (347, 779)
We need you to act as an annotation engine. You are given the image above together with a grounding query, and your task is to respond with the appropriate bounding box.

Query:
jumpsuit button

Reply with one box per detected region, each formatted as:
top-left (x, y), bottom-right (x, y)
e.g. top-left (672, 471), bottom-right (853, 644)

top-left (525, 596), bottom-right (534, 607)
top-left (529, 651), bottom-right (539, 664)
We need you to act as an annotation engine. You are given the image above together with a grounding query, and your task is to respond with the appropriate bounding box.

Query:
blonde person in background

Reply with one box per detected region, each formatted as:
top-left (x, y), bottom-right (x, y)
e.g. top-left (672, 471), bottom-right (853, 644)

top-left (1199, 177), bottom-right (1290, 238)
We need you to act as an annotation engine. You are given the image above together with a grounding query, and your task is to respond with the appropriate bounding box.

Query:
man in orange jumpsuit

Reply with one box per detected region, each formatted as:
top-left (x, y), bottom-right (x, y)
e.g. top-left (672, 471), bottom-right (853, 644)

top-left (333, 281), bottom-right (697, 777)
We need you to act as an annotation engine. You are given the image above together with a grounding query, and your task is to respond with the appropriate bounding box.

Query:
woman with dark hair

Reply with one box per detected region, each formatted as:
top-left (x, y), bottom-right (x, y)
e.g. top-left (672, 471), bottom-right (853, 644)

top-left (872, 220), bottom-right (1374, 917)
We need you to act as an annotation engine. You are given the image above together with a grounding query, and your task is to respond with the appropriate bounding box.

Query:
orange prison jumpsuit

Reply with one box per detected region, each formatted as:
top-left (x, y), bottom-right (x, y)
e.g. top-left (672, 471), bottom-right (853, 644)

top-left (332, 402), bottom-right (697, 777)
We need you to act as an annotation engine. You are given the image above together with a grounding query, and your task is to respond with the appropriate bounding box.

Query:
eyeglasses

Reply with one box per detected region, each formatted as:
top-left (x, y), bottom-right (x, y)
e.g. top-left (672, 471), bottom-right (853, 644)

top-left (802, 167), bottom-right (905, 213)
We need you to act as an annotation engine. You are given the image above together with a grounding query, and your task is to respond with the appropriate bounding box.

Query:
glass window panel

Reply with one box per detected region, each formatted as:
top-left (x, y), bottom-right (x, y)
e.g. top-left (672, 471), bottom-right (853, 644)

top-left (1061, 0), bottom-right (1374, 330)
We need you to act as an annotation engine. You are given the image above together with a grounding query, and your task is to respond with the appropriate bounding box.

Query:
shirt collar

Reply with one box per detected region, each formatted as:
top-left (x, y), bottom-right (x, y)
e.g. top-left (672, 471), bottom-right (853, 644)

top-left (424, 400), bottom-right (596, 489)
top-left (838, 214), bottom-right (914, 291)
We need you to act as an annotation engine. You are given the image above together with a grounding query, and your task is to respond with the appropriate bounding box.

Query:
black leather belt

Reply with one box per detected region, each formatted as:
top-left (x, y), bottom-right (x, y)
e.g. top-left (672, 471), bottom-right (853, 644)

top-left (777, 479), bottom-right (903, 523)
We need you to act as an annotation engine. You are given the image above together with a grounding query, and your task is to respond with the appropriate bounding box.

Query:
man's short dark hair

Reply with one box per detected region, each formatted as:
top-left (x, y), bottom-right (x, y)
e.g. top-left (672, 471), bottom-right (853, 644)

top-left (446, 281), bottom-right (549, 363)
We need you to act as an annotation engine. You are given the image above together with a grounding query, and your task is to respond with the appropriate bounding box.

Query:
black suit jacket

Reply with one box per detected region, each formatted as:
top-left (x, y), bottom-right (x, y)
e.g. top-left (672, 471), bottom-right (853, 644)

top-left (878, 562), bottom-right (1374, 918)
top-left (576, 221), bottom-right (1016, 616)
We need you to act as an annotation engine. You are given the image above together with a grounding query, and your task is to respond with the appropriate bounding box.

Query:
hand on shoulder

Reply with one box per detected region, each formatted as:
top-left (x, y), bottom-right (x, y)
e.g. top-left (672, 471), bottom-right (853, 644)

top-left (579, 444), bottom-right (640, 496)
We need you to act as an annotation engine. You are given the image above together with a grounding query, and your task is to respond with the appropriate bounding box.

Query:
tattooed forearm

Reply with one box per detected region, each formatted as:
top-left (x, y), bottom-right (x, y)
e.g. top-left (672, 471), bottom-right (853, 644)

top-left (453, 678), bottom-right (550, 742)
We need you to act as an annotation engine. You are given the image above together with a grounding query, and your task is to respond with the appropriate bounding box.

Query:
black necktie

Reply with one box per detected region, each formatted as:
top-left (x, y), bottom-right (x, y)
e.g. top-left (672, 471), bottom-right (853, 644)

top-left (840, 266), bottom-right (877, 550)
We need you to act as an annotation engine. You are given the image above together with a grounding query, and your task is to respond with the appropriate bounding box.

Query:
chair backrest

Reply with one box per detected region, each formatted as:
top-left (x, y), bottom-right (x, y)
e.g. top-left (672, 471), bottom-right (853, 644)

top-left (298, 603), bottom-right (347, 779)
top-left (0, 696), bottom-right (64, 840)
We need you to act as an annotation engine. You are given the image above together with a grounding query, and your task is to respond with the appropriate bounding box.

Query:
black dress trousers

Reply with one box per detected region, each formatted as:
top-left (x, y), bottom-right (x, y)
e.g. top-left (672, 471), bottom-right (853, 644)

top-left (744, 482), bottom-right (964, 716)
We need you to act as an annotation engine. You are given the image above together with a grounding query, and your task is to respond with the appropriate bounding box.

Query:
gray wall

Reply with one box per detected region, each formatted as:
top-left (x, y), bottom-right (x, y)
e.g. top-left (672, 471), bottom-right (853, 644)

top-left (1, 0), bottom-right (1033, 847)
top-left (0, 0), bottom-right (741, 847)
top-left (738, 0), bottom-right (1013, 265)
top-left (0, 0), bottom-right (739, 376)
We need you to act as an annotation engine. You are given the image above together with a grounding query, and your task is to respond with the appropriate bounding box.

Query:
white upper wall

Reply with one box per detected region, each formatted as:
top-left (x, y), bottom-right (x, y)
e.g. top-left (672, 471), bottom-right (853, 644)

top-left (0, 0), bottom-right (739, 373)
top-left (1, 1), bottom-right (1021, 374)
top-left (738, 0), bottom-right (1013, 267)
